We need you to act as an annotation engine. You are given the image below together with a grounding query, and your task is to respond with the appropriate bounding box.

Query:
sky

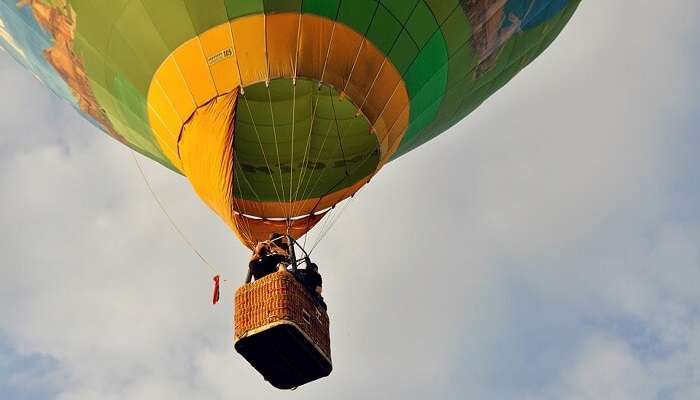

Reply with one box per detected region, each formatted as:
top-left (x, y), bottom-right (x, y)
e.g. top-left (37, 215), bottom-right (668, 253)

top-left (1, 1), bottom-right (700, 399)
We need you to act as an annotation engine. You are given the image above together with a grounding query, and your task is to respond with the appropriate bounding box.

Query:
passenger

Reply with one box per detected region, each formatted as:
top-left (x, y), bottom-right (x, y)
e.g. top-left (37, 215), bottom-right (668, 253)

top-left (267, 233), bottom-right (290, 259)
top-left (295, 258), bottom-right (327, 310)
top-left (266, 233), bottom-right (291, 273)
top-left (248, 241), bottom-right (287, 281)
top-left (278, 236), bottom-right (291, 256)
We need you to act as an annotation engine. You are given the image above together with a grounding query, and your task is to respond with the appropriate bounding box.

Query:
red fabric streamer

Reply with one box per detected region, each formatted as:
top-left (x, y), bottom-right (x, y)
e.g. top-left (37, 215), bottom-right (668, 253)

top-left (212, 275), bottom-right (221, 305)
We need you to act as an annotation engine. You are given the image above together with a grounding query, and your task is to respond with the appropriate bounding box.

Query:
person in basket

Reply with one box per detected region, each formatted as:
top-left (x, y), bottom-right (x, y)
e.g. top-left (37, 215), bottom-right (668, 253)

top-left (248, 241), bottom-right (287, 281)
top-left (295, 258), bottom-right (327, 310)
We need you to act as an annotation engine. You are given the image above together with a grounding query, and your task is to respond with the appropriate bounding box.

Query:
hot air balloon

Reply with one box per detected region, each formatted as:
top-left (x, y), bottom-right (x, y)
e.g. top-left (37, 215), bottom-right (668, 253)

top-left (0, 0), bottom-right (581, 389)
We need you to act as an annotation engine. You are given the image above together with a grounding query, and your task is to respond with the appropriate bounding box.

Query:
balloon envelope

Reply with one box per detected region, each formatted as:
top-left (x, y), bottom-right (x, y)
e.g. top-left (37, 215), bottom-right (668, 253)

top-left (0, 0), bottom-right (580, 248)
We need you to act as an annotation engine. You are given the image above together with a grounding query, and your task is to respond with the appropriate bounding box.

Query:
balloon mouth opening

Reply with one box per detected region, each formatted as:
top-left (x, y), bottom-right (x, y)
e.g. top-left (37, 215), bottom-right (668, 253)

top-left (230, 77), bottom-right (380, 216)
top-left (234, 206), bottom-right (333, 222)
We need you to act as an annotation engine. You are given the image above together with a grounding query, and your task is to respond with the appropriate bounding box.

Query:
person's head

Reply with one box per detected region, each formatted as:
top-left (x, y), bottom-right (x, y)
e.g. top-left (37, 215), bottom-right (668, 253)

top-left (308, 263), bottom-right (318, 272)
top-left (279, 236), bottom-right (290, 251)
top-left (268, 232), bottom-right (283, 244)
top-left (254, 242), bottom-right (269, 255)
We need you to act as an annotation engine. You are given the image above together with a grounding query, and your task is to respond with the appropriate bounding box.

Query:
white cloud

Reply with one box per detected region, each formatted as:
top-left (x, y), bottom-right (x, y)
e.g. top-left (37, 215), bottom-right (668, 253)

top-left (551, 336), bottom-right (655, 400)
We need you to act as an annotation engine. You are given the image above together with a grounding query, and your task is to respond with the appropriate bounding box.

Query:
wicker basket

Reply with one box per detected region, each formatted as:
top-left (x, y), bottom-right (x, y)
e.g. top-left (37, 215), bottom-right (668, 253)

top-left (234, 271), bottom-right (331, 389)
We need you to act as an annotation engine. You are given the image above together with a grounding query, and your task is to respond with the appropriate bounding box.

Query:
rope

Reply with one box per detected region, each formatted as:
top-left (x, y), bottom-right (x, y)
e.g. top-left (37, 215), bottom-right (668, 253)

top-left (287, 79), bottom-right (298, 233)
top-left (288, 8), bottom-right (303, 231)
top-left (241, 94), bottom-right (284, 206)
top-left (305, 145), bottom-right (376, 216)
top-left (330, 89), bottom-right (350, 177)
top-left (289, 7), bottom-right (340, 211)
top-left (292, 92), bottom-right (336, 217)
top-left (233, 158), bottom-right (264, 208)
top-left (309, 191), bottom-right (359, 254)
top-left (129, 150), bottom-right (222, 278)
top-left (266, 84), bottom-right (287, 205)
top-left (290, 84), bottom-right (325, 214)
top-left (306, 205), bottom-right (335, 250)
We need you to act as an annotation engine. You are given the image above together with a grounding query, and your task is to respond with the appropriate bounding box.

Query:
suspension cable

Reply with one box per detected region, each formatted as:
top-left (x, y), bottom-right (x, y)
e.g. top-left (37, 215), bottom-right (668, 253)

top-left (293, 89), bottom-right (337, 216)
top-left (309, 191), bottom-right (360, 254)
top-left (288, 9), bottom-right (303, 232)
top-left (290, 7), bottom-right (340, 211)
top-left (129, 150), bottom-right (222, 277)
top-left (287, 81), bottom-right (297, 233)
top-left (241, 93), bottom-right (284, 206)
top-left (266, 84), bottom-right (286, 208)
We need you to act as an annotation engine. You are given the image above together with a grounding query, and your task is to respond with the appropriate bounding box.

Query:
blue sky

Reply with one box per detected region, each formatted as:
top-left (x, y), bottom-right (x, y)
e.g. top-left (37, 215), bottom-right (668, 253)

top-left (1, 2), bottom-right (699, 399)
